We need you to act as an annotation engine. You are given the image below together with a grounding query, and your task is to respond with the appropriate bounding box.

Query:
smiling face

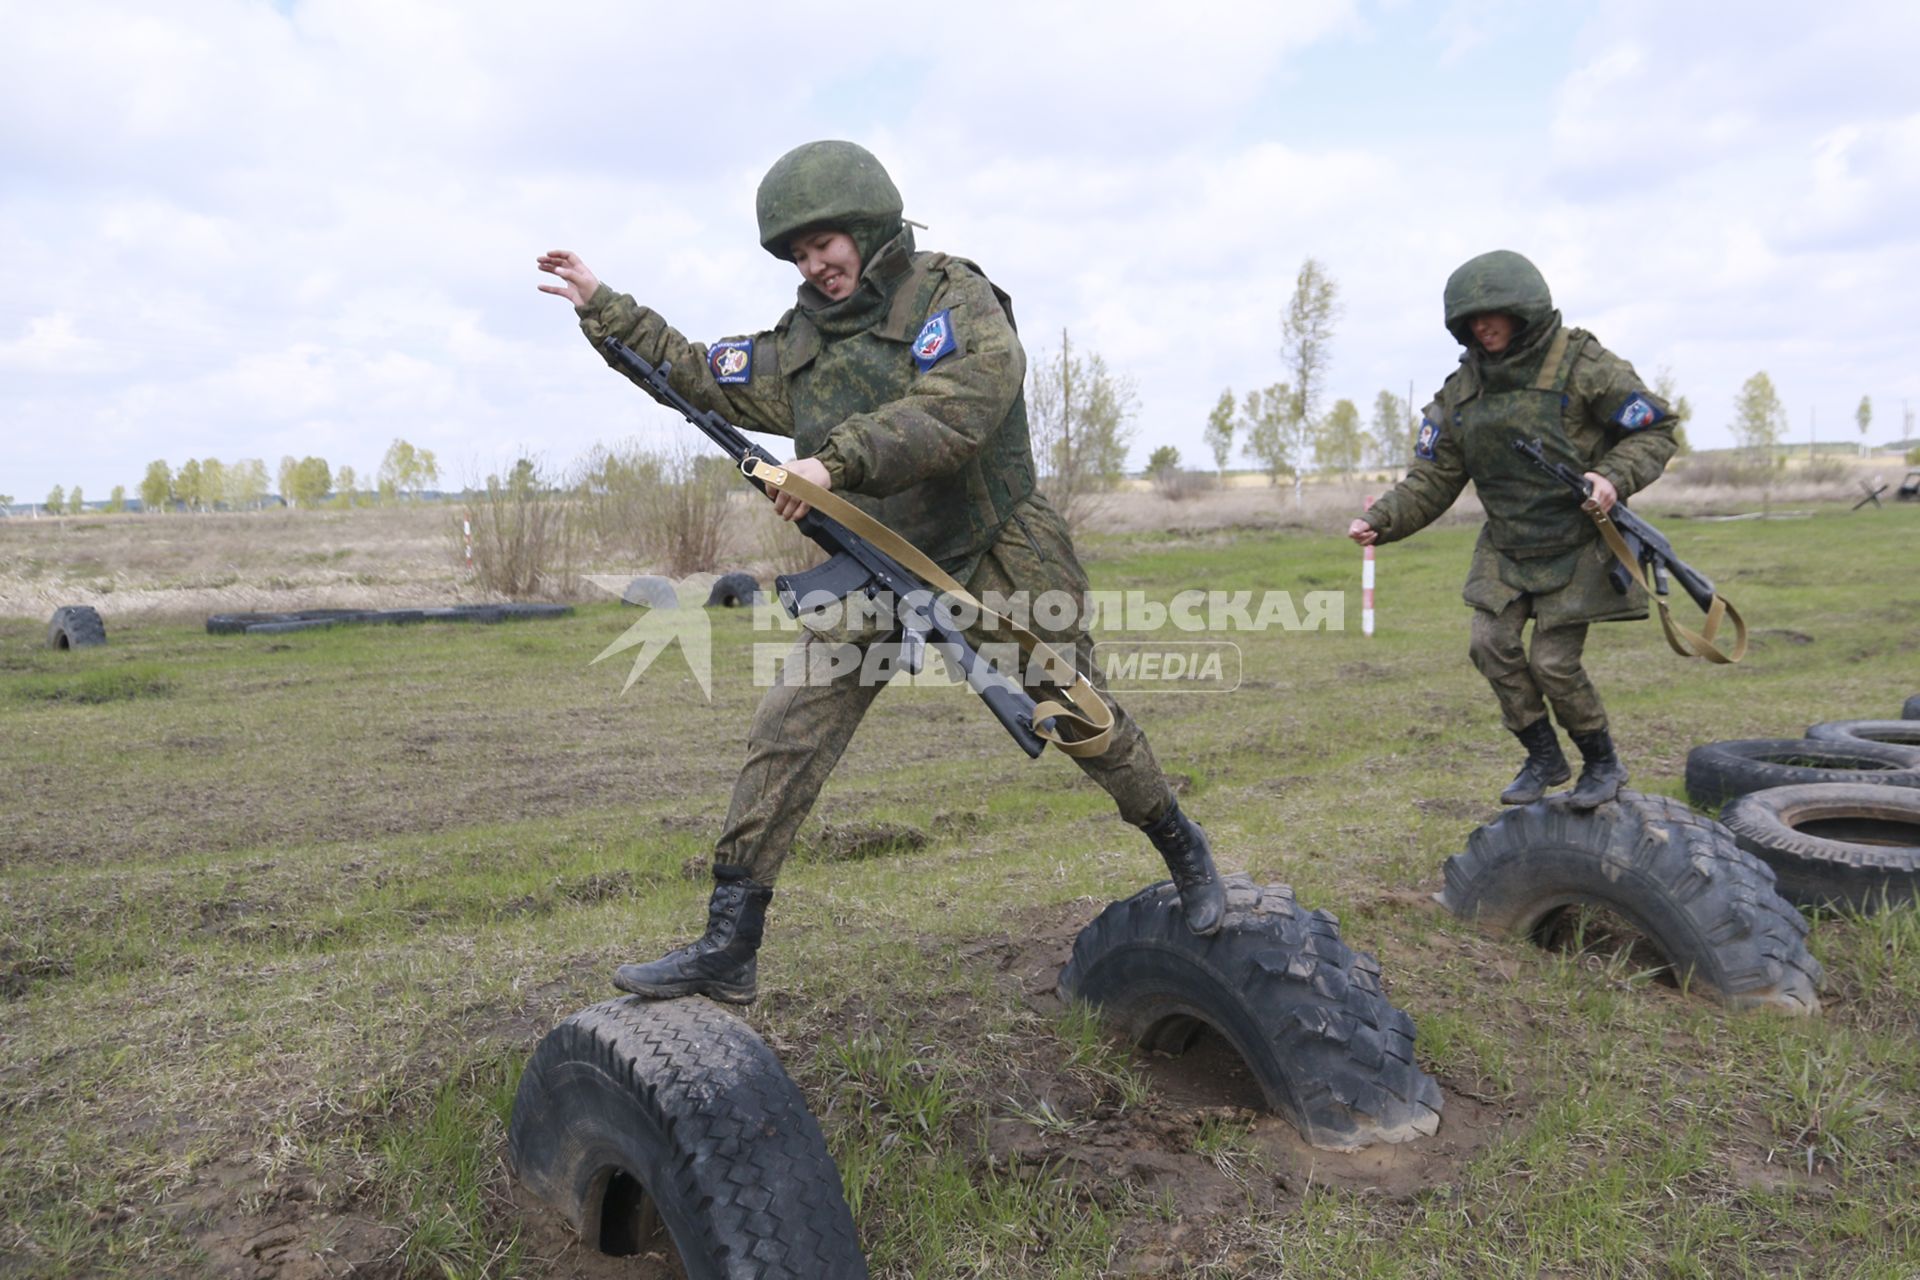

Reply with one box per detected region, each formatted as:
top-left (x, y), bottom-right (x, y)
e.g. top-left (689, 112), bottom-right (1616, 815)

top-left (789, 229), bottom-right (863, 301)
top-left (1469, 312), bottom-right (1518, 355)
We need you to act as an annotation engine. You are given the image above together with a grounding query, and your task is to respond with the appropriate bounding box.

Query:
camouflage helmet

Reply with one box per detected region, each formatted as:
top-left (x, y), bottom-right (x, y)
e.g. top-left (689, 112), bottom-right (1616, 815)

top-left (755, 140), bottom-right (904, 259)
top-left (1443, 250), bottom-right (1554, 347)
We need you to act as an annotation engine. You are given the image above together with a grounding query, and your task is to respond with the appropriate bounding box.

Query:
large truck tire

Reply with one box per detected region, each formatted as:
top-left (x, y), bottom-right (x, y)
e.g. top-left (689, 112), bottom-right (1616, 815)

top-left (509, 997), bottom-right (867, 1279)
top-left (1721, 783), bottom-right (1920, 911)
top-left (705, 572), bottom-right (762, 608)
top-left (1903, 695), bottom-right (1920, 721)
top-left (46, 605), bottom-right (106, 649)
top-left (1058, 873), bottom-right (1443, 1152)
top-left (1684, 738), bottom-right (1920, 811)
top-left (1439, 790), bottom-right (1822, 1014)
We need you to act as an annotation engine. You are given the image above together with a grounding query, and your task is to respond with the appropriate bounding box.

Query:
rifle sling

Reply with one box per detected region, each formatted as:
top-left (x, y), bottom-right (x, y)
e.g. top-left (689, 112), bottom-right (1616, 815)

top-left (744, 458), bottom-right (1117, 758)
top-left (1588, 509), bottom-right (1748, 664)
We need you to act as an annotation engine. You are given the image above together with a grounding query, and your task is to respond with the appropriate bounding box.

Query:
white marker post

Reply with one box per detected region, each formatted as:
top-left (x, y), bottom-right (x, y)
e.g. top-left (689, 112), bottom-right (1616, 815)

top-left (1361, 494), bottom-right (1376, 638)
top-left (463, 511), bottom-right (473, 570)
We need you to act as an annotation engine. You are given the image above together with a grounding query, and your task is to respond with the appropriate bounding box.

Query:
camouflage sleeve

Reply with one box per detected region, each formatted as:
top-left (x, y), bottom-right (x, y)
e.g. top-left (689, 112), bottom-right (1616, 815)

top-left (1362, 398), bottom-right (1470, 544)
top-left (1574, 346), bottom-right (1676, 500)
top-left (810, 265), bottom-right (1024, 496)
top-left (575, 284), bottom-right (794, 439)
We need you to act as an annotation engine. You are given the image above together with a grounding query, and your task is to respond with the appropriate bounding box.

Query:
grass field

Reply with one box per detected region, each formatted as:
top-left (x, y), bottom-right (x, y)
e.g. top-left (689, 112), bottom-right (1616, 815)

top-left (2, 497), bottom-right (1918, 1278)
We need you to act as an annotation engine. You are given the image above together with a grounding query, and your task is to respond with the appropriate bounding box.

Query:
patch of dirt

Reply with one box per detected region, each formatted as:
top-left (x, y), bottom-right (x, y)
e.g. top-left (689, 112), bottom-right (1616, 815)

top-left (1414, 795), bottom-right (1493, 821)
top-left (796, 819), bottom-right (930, 863)
top-left (886, 896), bottom-right (1503, 1274)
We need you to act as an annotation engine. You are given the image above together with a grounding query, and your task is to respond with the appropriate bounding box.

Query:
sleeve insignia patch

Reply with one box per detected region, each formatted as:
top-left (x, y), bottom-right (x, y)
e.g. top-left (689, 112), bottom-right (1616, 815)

top-left (1613, 393), bottom-right (1662, 430)
top-left (1415, 417), bottom-right (1441, 461)
top-left (708, 340), bottom-right (753, 385)
top-left (912, 309), bottom-right (959, 372)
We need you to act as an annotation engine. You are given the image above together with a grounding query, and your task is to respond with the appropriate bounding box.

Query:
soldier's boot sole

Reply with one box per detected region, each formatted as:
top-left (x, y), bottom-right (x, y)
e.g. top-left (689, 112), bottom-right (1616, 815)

top-left (1178, 877), bottom-right (1227, 936)
top-left (1500, 761), bottom-right (1573, 806)
top-left (612, 957), bottom-right (758, 1005)
top-left (1566, 763), bottom-right (1629, 811)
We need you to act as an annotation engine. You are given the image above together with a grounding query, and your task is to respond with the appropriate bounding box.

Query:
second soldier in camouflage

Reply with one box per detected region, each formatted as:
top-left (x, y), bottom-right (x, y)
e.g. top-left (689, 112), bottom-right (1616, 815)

top-left (1348, 250), bottom-right (1678, 809)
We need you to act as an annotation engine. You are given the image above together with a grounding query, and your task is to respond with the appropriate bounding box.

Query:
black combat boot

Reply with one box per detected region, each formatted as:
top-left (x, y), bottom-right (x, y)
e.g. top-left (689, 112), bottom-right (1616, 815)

top-left (613, 865), bottom-right (772, 1004)
top-left (1567, 728), bottom-right (1629, 810)
top-left (1139, 801), bottom-right (1226, 936)
top-left (1500, 717), bottom-right (1572, 805)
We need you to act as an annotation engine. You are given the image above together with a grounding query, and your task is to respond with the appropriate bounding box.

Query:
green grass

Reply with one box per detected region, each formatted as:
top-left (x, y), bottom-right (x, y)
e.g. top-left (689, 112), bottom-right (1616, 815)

top-left (2, 506), bottom-right (1918, 1276)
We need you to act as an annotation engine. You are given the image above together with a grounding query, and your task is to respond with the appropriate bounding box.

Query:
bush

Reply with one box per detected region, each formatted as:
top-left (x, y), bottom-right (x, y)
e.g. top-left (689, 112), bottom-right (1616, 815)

top-left (462, 461), bottom-right (579, 600)
top-left (573, 441), bottom-right (735, 576)
top-left (1150, 468), bottom-right (1216, 502)
top-left (1670, 455), bottom-right (1775, 488)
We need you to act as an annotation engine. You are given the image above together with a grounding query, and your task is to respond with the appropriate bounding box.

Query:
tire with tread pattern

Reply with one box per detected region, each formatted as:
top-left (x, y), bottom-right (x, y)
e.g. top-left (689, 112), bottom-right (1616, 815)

top-left (1684, 738), bottom-right (1920, 811)
top-left (1803, 720), bottom-right (1920, 764)
top-left (1439, 790), bottom-right (1822, 1014)
top-left (1058, 872), bottom-right (1443, 1151)
top-left (509, 997), bottom-right (867, 1279)
top-left (706, 572), bottom-right (762, 608)
top-left (47, 605), bottom-right (106, 649)
top-left (1721, 783), bottom-right (1920, 911)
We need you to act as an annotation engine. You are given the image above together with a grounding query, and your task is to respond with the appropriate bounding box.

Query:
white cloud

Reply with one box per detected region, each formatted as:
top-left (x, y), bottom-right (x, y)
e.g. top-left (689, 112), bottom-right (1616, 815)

top-left (4, 0), bottom-right (1920, 507)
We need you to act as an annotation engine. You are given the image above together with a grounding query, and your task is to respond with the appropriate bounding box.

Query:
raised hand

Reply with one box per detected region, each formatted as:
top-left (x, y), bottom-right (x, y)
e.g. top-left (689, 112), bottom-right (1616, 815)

top-left (536, 249), bottom-right (602, 308)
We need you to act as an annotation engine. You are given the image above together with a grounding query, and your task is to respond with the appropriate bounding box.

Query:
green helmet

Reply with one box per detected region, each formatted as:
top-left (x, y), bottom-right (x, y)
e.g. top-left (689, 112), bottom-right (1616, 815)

top-left (755, 140), bottom-right (903, 260)
top-left (1443, 250), bottom-right (1554, 347)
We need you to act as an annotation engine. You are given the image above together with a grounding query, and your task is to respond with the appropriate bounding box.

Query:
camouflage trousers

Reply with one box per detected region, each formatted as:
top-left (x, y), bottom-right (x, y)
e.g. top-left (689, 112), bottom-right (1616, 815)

top-left (1469, 596), bottom-right (1608, 736)
top-left (712, 500), bottom-right (1175, 886)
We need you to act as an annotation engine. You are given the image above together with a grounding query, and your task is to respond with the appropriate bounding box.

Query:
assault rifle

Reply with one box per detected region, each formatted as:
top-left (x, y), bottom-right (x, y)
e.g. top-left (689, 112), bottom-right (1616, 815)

top-left (1511, 436), bottom-right (1711, 608)
top-left (1512, 435), bottom-right (1747, 662)
top-left (599, 335), bottom-right (1055, 756)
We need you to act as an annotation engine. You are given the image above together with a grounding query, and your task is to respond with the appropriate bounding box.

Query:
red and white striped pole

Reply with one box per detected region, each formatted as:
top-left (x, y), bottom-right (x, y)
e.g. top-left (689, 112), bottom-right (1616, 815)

top-left (1361, 495), bottom-right (1376, 638)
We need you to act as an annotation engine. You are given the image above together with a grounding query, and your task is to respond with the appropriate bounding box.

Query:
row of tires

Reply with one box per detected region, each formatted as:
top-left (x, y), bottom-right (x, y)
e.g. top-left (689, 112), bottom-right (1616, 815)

top-left (40, 603), bottom-right (578, 645)
top-left (1682, 702), bottom-right (1920, 910)
top-left (510, 874), bottom-right (1445, 1278)
top-left (206, 604), bottom-right (573, 634)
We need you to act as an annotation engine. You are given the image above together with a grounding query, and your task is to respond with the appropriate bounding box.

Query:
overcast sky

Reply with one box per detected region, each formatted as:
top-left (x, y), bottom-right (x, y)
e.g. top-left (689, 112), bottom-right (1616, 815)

top-left (5, 0), bottom-right (1918, 503)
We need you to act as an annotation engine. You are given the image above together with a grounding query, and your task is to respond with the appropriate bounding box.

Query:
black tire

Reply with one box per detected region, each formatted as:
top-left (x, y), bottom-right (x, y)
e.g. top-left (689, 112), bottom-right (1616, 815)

top-left (1685, 738), bottom-right (1920, 810)
top-left (1058, 873), bottom-right (1443, 1151)
top-left (1902, 694), bottom-right (1920, 721)
top-left (1721, 783), bottom-right (1920, 911)
top-left (418, 606), bottom-right (507, 624)
top-left (1804, 720), bottom-right (1920, 764)
top-left (244, 615), bottom-right (375, 634)
top-left (1439, 790), bottom-right (1822, 1014)
top-left (706, 572), bottom-right (762, 608)
top-left (496, 602), bottom-right (573, 620)
top-left (46, 605), bottom-right (106, 649)
top-left (509, 997), bottom-right (867, 1279)
top-left (206, 609), bottom-right (363, 635)
top-left (622, 575), bottom-right (680, 608)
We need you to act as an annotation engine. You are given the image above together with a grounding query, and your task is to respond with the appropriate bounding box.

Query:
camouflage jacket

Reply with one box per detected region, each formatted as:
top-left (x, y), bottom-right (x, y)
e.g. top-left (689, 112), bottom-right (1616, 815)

top-left (1363, 328), bottom-right (1678, 627)
top-left (577, 242), bottom-right (1037, 574)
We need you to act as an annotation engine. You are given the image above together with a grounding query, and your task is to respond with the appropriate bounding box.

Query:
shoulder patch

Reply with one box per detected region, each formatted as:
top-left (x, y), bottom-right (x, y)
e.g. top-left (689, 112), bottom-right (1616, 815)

top-left (1612, 392), bottom-right (1663, 431)
top-left (708, 339), bottom-right (753, 385)
top-left (1415, 416), bottom-right (1442, 461)
top-left (912, 309), bottom-right (961, 372)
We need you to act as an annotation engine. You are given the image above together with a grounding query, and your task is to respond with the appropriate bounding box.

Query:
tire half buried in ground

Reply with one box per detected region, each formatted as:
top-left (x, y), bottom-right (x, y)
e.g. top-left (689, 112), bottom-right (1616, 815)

top-left (509, 997), bottom-right (866, 1279)
top-left (1439, 790), bottom-right (1822, 1014)
top-left (705, 572), bottom-right (762, 608)
top-left (46, 605), bottom-right (107, 649)
top-left (1684, 738), bottom-right (1920, 810)
top-left (1721, 783), bottom-right (1920, 910)
top-left (1058, 873), bottom-right (1443, 1151)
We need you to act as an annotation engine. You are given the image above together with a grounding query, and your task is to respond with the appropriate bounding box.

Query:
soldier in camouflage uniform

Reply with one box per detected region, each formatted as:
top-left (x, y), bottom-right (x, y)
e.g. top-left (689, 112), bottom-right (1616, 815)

top-left (539, 141), bottom-right (1223, 1003)
top-left (1347, 250), bottom-right (1677, 810)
